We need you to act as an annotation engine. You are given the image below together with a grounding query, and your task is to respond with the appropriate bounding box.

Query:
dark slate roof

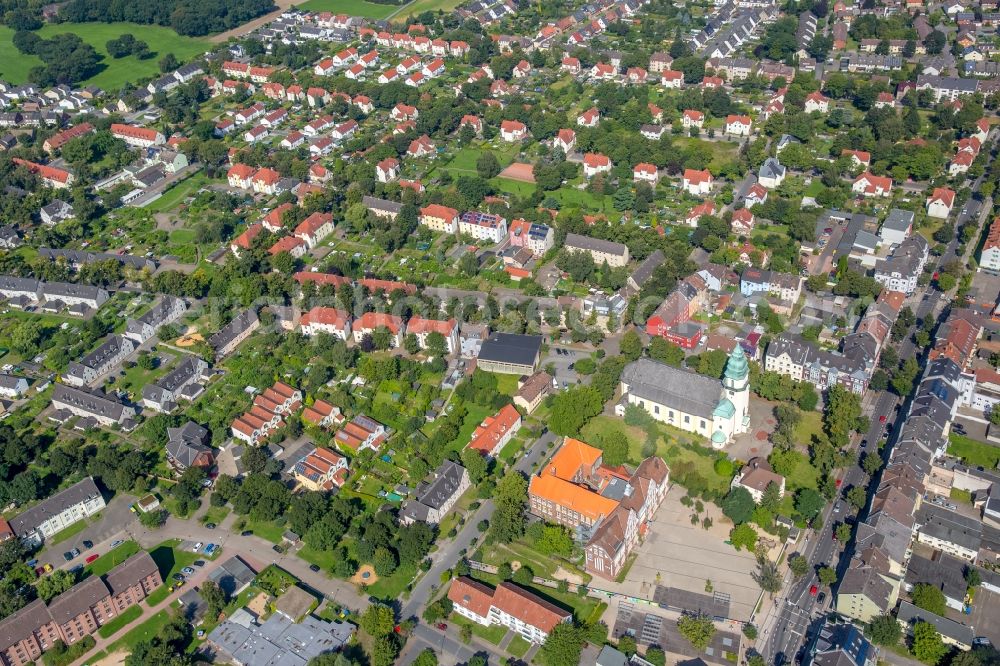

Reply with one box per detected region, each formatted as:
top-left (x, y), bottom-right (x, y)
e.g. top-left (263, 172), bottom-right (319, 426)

top-left (9, 477), bottom-right (102, 537)
top-left (477, 333), bottom-right (542, 367)
top-left (621, 358), bottom-right (722, 420)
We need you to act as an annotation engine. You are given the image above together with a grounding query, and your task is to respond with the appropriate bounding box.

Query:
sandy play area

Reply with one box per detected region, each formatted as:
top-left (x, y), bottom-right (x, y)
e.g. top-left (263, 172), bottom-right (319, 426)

top-left (350, 564), bottom-right (379, 586)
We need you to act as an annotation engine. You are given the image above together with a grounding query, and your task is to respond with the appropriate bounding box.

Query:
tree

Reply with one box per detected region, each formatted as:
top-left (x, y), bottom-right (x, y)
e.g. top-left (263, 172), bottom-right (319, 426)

top-left (912, 621), bottom-right (948, 666)
top-left (371, 634), bottom-right (400, 666)
top-left (818, 566), bottom-right (838, 586)
top-left (403, 333), bottom-right (421, 355)
top-left (139, 508), bottom-right (169, 528)
top-left (476, 151), bottom-right (501, 179)
top-left (37, 569), bottom-right (76, 602)
top-left (730, 523), bottom-right (758, 552)
top-left (200, 580), bottom-right (227, 620)
top-left (159, 52), bottom-right (178, 72)
top-left (722, 487), bottom-right (755, 524)
top-left (491, 472), bottom-right (528, 543)
top-left (548, 386), bottom-right (603, 436)
top-left (965, 565), bottom-right (982, 588)
top-left (649, 337), bottom-right (685, 366)
top-left (866, 613), bottom-right (902, 646)
top-left (862, 452), bottom-right (882, 476)
top-left (413, 648), bottom-right (438, 666)
top-left (751, 552), bottom-right (782, 596)
top-left (911, 583), bottom-right (947, 616)
top-left (538, 622), bottom-right (585, 666)
top-left (789, 555), bottom-right (809, 578)
top-left (760, 482), bottom-right (782, 513)
top-left (597, 429), bottom-right (629, 467)
top-left (835, 523), bottom-right (852, 543)
top-left (990, 404), bottom-right (1000, 426)
top-left (846, 486), bottom-right (867, 510)
top-left (359, 604), bottom-right (395, 637)
top-left (460, 448), bottom-right (488, 483)
top-left (620, 329), bottom-right (643, 361)
top-left (677, 614), bottom-right (716, 650)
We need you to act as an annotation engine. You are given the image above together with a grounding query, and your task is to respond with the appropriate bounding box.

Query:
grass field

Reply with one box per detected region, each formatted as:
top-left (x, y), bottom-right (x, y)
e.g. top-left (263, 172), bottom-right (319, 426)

top-left (396, 0), bottom-right (466, 18)
top-left (948, 433), bottom-right (1000, 469)
top-left (146, 172), bottom-right (210, 213)
top-left (84, 540), bottom-right (141, 577)
top-left (97, 605), bottom-right (143, 638)
top-left (47, 518), bottom-right (90, 546)
top-left (295, 0), bottom-right (398, 18)
top-left (0, 23), bottom-right (210, 90)
top-left (110, 609), bottom-right (171, 651)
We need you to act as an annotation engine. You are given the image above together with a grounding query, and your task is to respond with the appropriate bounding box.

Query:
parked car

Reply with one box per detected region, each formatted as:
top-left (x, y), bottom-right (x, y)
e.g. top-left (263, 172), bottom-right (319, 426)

top-left (172, 573), bottom-right (185, 582)
top-left (81, 540), bottom-right (93, 549)
top-left (436, 623), bottom-right (448, 631)
top-left (69, 548), bottom-right (80, 558)
top-left (241, 531), bottom-right (253, 537)
top-left (309, 564), bottom-right (321, 572)
top-left (110, 540), bottom-right (124, 548)
top-left (273, 544), bottom-right (284, 554)
top-left (181, 567), bottom-right (195, 575)
top-left (205, 523), bottom-right (216, 530)
top-left (817, 592), bottom-right (826, 605)
top-left (192, 542), bottom-right (203, 552)
top-left (809, 584), bottom-right (818, 596)
top-left (85, 554), bottom-right (99, 564)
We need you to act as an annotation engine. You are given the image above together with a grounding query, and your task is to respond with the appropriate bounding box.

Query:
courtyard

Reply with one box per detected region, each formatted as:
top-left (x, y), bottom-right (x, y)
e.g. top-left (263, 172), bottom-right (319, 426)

top-left (598, 485), bottom-right (768, 622)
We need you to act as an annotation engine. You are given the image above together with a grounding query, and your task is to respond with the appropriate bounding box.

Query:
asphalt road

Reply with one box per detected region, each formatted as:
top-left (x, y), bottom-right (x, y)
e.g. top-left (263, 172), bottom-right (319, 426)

top-left (760, 150), bottom-right (994, 664)
top-left (398, 429), bottom-right (558, 663)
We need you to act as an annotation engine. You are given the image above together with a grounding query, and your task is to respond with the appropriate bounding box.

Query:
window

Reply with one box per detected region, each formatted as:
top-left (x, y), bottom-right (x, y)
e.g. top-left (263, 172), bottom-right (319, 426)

top-left (684, 415), bottom-right (690, 424)
top-left (700, 420), bottom-right (706, 429)
top-left (653, 405), bottom-right (659, 414)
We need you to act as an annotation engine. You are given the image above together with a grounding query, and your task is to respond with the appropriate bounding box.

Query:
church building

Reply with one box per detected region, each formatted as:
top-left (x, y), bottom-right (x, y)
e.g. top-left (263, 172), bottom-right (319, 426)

top-left (617, 345), bottom-right (751, 449)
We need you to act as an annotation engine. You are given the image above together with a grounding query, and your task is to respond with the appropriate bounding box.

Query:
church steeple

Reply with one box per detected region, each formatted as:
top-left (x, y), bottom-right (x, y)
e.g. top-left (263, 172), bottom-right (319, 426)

top-left (723, 344), bottom-right (749, 388)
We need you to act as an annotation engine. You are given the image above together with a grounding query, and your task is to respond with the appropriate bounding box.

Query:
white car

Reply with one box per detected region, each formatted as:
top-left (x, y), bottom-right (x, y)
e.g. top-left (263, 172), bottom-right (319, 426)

top-left (193, 542), bottom-right (203, 552)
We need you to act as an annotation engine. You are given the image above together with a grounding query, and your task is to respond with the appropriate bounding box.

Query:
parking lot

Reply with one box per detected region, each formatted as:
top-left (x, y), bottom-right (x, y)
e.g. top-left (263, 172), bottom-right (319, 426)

top-left (601, 486), bottom-right (764, 622)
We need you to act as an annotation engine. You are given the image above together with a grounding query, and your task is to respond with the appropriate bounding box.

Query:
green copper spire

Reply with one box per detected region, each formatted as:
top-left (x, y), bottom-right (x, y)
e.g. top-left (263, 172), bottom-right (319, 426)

top-left (724, 344), bottom-right (749, 382)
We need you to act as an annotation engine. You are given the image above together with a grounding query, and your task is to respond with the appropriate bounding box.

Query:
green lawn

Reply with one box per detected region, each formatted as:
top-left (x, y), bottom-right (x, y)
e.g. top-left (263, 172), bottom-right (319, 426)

top-left (97, 605), bottom-right (143, 638)
top-left (794, 410), bottom-right (825, 446)
top-left (295, 0), bottom-right (398, 17)
top-left (84, 540), bottom-right (141, 577)
top-left (367, 562), bottom-right (418, 600)
top-left (110, 610), bottom-right (171, 651)
top-left (948, 434), bottom-right (1000, 469)
top-left (47, 518), bottom-right (90, 546)
top-left (241, 519), bottom-right (286, 544)
top-left (396, 0), bottom-right (466, 18)
top-left (450, 612), bottom-right (509, 644)
top-left (507, 635), bottom-right (532, 658)
top-left (298, 545), bottom-right (338, 572)
top-left (199, 506), bottom-right (230, 526)
top-left (146, 172), bottom-right (210, 213)
top-left (582, 416), bottom-right (647, 463)
top-left (0, 23), bottom-right (211, 89)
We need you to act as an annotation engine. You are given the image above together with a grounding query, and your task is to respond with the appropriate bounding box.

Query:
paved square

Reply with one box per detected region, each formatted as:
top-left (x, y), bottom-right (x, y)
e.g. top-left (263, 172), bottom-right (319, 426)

top-left (608, 486), bottom-right (763, 621)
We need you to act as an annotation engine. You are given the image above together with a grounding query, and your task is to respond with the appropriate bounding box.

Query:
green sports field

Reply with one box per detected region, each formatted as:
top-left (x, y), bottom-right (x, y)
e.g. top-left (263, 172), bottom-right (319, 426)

top-left (0, 23), bottom-right (211, 91)
top-left (295, 0), bottom-right (399, 18)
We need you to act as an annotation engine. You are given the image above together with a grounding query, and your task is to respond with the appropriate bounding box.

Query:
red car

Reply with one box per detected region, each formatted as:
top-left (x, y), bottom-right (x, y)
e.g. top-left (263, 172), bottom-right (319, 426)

top-left (436, 623), bottom-right (448, 631)
top-left (835, 478), bottom-right (842, 487)
top-left (879, 414), bottom-right (887, 423)
top-left (85, 554), bottom-right (99, 564)
top-left (809, 584), bottom-right (818, 596)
